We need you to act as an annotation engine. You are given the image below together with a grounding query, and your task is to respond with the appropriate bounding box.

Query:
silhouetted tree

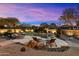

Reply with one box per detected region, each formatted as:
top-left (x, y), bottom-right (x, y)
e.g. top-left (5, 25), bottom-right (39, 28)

top-left (40, 23), bottom-right (49, 28)
top-left (0, 17), bottom-right (20, 28)
top-left (76, 20), bottom-right (79, 26)
top-left (49, 23), bottom-right (57, 29)
top-left (59, 8), bottom-right (76, 26)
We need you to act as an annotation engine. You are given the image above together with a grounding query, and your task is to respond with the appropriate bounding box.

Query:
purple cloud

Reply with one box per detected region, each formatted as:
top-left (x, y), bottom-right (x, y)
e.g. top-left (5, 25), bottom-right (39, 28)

top-left (0, 3), bottom-right (73, 25)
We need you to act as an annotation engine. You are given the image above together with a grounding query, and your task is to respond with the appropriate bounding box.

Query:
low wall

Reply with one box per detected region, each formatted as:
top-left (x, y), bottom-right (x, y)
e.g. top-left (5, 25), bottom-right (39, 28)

top-left (62, 30), bottom-right (79, 36)
top-left (0, 29), bottom-right (22, 33)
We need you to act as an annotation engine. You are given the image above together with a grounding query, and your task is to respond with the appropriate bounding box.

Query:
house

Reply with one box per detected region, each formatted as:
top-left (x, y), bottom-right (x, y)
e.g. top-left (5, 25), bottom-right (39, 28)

top-left (45, 28), bottom-right (57, 33)
top-left (59, 26), bottom-right (79, 36)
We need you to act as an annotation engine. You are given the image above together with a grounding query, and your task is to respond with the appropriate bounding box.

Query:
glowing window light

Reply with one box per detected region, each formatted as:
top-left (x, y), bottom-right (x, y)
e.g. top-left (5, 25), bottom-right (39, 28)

top-left (0, 29), bottom-right (7, 33)
top-left (15, 29), bottom-right (21, 33)
top-left (21, 30), bottom-right (23, 32)
top-left (25, 29), bottom-right (29, 32)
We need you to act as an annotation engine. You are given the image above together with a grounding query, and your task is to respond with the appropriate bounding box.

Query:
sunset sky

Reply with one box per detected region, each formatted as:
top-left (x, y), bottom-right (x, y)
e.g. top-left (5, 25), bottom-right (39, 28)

top-left (0, 3), bottom-right (79, 25)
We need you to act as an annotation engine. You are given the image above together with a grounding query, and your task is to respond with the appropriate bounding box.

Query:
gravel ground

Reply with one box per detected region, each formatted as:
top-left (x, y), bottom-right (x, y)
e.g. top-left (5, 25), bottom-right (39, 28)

top-left (0, 35), bottom-right (78, 56)
top-left (0, 43), bottom-right (78, 56)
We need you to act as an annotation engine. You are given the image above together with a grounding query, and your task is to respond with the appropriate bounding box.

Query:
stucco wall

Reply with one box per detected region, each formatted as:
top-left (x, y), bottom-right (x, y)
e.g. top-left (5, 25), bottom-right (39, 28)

top-left (62, 30), bottom-right (79, 36)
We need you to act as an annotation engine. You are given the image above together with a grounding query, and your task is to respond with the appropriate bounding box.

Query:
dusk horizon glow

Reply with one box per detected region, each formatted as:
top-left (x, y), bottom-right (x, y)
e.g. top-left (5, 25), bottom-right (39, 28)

top-left (0, 3), bottom-right (79, 25)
